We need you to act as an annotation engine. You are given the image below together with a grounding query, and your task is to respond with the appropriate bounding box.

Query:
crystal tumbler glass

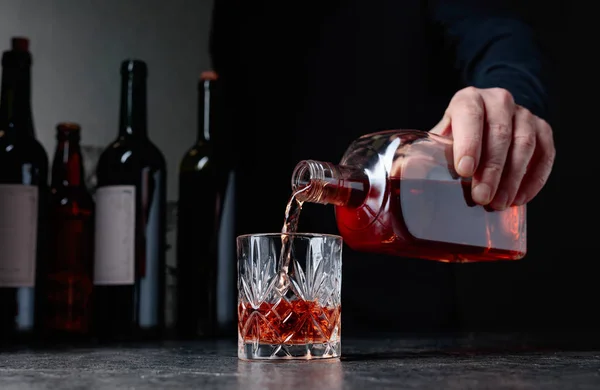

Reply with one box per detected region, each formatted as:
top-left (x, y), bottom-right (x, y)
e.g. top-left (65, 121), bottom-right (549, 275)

top-left (237, 233), bottom-right (343, 361)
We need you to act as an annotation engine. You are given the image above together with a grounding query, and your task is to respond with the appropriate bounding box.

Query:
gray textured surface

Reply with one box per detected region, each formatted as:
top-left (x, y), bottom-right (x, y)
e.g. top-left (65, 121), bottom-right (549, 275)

top-left (1, 335), bottom-right (599, 389)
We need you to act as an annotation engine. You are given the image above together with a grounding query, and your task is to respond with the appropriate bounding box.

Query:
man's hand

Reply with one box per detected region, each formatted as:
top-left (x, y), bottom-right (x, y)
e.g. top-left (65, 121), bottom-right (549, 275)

top-left (431, 87), bottom-right (555, 210)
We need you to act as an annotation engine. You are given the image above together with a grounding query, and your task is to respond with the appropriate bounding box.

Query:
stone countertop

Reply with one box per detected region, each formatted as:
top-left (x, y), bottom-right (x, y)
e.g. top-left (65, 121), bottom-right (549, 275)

top-left (1, 333), bottom-right (599, 389)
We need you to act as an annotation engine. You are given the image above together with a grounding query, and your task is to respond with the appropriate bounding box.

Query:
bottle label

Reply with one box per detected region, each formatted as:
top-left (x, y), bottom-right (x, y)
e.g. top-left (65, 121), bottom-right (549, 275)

top-left (0, 184), bottom-right (38, 287)
top-left (94, 185), bottom-right (136, 285)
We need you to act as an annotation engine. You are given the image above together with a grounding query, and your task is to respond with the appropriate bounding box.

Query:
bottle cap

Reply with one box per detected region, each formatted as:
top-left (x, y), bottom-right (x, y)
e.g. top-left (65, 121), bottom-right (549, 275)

top-left (200, 70), bottom-right (218, 81)
top-left (11, 37), bottom-right (29, 52)
top-left (57, 122), bottom-right (81, 132)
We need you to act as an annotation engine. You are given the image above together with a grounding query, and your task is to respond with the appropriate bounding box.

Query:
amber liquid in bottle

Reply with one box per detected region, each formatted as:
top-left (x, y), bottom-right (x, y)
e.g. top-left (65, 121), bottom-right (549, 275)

top-left (0, 37), bottom-right (49, 344)
top-left (335, 177), bottom-right (525, 262)
top-left (292, 144), bottom-right (525, 264)
top-left (43, 123), bottom-right (94, 341)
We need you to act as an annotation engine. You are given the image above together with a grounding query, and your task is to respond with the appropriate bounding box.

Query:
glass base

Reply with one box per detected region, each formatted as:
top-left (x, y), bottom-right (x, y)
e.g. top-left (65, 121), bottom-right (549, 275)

top-left (238, 340), bottom-right (341, 361)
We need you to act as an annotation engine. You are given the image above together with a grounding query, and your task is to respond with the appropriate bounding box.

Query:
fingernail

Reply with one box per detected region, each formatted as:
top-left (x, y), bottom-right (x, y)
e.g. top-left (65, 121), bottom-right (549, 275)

top-left (492, 191), bottom-right (508, 210)
top-left (514, 195), bottom-right (526, 206)
top-left (472, 183), bottom-right (491, 205)
top-left (457, 156), bottom-right (475, 177)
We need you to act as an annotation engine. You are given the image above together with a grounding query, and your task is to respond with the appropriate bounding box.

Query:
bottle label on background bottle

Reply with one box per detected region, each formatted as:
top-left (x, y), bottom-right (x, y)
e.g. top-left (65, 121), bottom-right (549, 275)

top-left (0, 184), bottom-right (38, 287)
top-left (94, 185), bottom-right (136, 285)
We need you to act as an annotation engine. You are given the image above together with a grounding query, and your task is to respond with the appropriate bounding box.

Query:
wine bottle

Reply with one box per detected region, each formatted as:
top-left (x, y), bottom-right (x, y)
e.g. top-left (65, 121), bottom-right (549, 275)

top-left (0, 37), bottom-right (49, 343)
top-left (176, 71), bottom-right (233, 338)
top-left (94, 59), bottom-right (167, 340)
top-left (43, 123), bottom-right (94, 342)
top-left (290, 130), bottom-right (527, 263)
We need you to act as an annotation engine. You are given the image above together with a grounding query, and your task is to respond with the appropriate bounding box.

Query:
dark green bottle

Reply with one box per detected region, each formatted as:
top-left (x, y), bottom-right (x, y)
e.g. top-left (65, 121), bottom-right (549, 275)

top-left (0, 37), bottom-right (49, 344)
top-left (93, 59), bottom-right (167, 341)
top-left (176, 71), bottom-right (234, 339)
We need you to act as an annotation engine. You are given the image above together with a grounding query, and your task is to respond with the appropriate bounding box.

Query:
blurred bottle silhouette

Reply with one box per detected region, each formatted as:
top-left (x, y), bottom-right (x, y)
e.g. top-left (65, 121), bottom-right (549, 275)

top-left (176, 71), bottom-right (234, 339)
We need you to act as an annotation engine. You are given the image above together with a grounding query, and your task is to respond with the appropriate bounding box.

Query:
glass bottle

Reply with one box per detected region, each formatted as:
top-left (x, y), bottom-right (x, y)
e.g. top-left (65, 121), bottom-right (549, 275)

top-left (0, 37), bottom-right (49, 343)
top-left (43, 122), bottom-right (94, 341)
top-left (94, 59), bottom-right (167, 340)
top-left (176, 71), bottom-right (233, 339)
top-left (291, 130), bottom-right (526, 263)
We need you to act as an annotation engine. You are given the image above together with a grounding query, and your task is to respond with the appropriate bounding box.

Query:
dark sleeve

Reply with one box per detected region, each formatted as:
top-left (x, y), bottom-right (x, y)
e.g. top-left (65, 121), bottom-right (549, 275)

top-left (430, 1), bottom-right (550, 120)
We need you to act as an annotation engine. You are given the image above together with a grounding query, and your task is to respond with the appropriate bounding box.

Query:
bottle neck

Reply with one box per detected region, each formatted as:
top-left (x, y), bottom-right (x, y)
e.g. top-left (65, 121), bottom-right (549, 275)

top-left (52, 134), bottom-right (86, 189)
top-left (0, 61), bottom-right (34, 137)
top-left (197, 78), bottom-right (214, 143)
top-left (119, 73), bottom-right (147, 138)
top-left (291, 160), bottom-right (370, 208)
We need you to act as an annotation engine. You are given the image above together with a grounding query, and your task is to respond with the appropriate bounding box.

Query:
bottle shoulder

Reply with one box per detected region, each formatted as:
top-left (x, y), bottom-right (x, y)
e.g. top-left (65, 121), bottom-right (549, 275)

top-left (98, 136), bottom-right (166, 170)
top-left (0, 134), bottom-right (49, 167)
top-left (180, 141), bottom-right (213, 171)
top-left (341, 129), bottom-right (454, 179)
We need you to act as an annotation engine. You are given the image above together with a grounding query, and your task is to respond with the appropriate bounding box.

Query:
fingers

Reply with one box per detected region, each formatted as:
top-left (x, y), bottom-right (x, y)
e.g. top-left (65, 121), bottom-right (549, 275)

top-left (512, 118), bottom-right (556, 206)
top-left (444, 87), bottom-right (485, 178)
top-left (470, 88), bottom-right (515, 205)
top-left (434, 87), bottom-right (555, 208)
top-left (489, 106), bottom-right (536, 210)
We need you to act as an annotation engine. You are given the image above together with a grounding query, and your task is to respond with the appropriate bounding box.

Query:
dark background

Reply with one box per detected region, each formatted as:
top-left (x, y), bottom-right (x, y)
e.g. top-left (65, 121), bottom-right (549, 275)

top-left (214, 0), bottom-right (598, 336)
top-left (1, 0), bottom-right (594, 338)
top-left (453, 1), bottom-right (596, 333)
